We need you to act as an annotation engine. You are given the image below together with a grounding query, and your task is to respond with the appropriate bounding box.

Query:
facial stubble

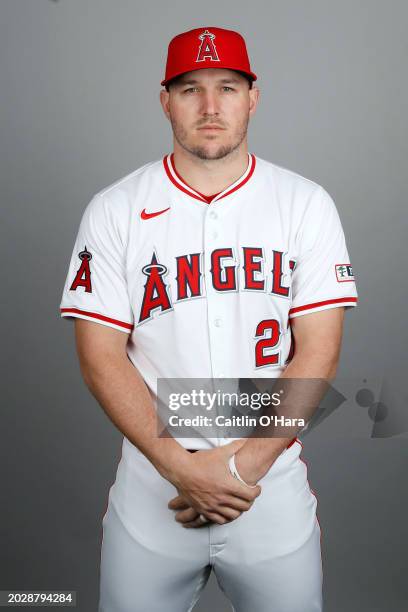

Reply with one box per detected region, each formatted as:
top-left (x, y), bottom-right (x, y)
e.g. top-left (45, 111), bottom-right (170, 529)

top-left (169, 113), bottom-right (250, 161)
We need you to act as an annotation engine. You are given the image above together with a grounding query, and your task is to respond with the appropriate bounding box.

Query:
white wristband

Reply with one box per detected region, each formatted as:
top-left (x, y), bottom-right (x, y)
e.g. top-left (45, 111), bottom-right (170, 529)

top-left (228, 454), bottom-right (258, 488)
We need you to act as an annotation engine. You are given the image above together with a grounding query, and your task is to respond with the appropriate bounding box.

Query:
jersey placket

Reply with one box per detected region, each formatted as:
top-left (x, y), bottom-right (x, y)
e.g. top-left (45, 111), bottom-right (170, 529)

top-left (203, 199), bottom-right (239, 445)
top-left (203, 203), bottom-right (228, 380)
top-left (164, 152), bottom-right (257, 446)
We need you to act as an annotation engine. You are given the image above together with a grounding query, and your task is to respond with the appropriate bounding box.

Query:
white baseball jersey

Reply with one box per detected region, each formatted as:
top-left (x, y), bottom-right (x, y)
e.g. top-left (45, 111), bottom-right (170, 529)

top-left (60, 152), bottom-right (358, 450)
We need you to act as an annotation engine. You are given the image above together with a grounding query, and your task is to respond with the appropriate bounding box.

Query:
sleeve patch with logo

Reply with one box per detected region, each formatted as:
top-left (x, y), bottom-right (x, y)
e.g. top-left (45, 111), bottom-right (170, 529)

top-left (335, 263), bottom-right (354, 282)
top-left (70, 246), bottom-right (93, 293)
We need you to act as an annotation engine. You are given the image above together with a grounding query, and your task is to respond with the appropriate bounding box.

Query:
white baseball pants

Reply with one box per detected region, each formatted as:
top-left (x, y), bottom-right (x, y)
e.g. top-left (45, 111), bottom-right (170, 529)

top-left (98, 439), bottom-right (323, 612)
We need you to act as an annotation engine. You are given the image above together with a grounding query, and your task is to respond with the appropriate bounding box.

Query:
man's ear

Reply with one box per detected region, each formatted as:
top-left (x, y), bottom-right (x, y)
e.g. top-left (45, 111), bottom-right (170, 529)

top-left (249, 85), bottom-right (260, 117)
top-left (159, 89), bottom-right (171, 120)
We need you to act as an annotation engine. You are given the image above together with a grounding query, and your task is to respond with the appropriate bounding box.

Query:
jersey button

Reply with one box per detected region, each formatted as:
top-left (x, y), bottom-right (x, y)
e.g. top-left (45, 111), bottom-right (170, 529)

top-left (209, 210), bottom-right (218, 220)
top-left (214, 318), bottom-right (222, 327)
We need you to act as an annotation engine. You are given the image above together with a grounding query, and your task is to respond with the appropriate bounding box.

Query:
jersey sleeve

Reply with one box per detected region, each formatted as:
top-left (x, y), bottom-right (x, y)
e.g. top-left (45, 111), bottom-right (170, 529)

top-left (289, 186), bottom-right (358, 319)
top-left (59, 193), bottom-right (134, 333)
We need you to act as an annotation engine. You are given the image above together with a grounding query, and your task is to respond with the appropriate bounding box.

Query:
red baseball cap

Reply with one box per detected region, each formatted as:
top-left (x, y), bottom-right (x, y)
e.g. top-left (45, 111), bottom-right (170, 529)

top-left (161, 26), bottom-right (257, 87)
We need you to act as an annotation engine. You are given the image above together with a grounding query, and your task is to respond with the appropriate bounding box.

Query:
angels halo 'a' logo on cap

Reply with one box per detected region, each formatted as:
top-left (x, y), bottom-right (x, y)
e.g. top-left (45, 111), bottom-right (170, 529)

top-left (196, 29), bottom-right (220, 63)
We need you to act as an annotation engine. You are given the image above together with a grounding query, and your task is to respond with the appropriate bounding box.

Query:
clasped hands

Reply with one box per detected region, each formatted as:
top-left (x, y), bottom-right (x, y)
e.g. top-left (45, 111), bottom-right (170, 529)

top-left (167, 440), bottom-right (268, 529)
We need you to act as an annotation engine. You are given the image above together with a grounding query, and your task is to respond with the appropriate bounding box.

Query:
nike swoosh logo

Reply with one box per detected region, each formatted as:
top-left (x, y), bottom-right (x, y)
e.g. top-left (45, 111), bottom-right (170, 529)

top-left (141, 207), bottom-right (170, 220)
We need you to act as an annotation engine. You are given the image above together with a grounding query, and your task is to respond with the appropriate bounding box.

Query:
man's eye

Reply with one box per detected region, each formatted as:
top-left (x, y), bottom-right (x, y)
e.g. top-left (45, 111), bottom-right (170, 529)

top-left (182, 87), bottom-right (235, 93)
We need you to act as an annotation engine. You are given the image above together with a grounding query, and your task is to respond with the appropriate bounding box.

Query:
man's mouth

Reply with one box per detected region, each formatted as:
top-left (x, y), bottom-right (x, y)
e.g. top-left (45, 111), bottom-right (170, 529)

top-left (197, 125), bottom-right (225, 130)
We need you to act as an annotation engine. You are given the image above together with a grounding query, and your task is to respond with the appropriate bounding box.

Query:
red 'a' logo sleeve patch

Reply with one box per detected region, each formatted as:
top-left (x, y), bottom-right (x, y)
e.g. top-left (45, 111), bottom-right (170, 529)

top-left (70, 246), bottom-right (92, 293)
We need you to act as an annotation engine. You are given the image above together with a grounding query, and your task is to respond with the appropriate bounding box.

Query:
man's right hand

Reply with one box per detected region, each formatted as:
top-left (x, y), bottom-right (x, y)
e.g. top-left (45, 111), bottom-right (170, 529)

top-left (167, 440), bottom-right (262, 525)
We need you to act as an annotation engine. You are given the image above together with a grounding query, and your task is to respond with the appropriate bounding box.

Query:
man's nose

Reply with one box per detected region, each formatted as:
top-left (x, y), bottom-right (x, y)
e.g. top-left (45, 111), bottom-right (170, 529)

top-left (199, 91), bottom-right (220, 116)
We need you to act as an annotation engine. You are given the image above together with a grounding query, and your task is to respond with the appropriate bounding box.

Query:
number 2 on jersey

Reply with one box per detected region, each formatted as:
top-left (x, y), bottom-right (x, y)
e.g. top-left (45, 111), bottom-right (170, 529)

top-left (254, 319), bottom-right (281, 367)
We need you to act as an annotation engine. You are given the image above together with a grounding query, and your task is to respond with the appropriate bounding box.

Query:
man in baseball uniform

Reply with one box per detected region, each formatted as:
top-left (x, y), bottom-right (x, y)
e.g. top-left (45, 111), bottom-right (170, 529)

top-left (60, 26), bottom-right (358, 612)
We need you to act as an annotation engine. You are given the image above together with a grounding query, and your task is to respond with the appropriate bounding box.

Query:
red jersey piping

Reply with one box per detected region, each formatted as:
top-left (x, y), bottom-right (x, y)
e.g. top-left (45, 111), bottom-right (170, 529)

top-left (289, 297), bottom-right (358, 316)
top-left (163, 153), bottom-right (256, 204)
top-left (60, 308), bottom-right (134, 331)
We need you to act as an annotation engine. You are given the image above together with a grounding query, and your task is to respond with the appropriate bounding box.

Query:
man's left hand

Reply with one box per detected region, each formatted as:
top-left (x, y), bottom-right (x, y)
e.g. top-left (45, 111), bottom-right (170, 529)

top-left (169, 446), bottom-right (273, 527)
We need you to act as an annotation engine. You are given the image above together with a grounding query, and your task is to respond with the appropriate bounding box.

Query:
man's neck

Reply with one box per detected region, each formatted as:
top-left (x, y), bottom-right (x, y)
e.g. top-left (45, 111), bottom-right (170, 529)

top-left (172, 144), bottom-right (249, 197)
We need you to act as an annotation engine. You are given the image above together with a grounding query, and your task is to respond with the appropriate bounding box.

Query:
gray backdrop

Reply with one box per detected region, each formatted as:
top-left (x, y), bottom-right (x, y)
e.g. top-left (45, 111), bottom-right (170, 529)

top-left (1, 0), bottom-right (407, 610)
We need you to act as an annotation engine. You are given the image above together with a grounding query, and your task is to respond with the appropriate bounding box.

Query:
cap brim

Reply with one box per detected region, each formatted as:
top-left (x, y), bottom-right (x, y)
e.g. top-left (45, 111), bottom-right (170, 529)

top-left (161, 66), bottom-right (257, 87)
